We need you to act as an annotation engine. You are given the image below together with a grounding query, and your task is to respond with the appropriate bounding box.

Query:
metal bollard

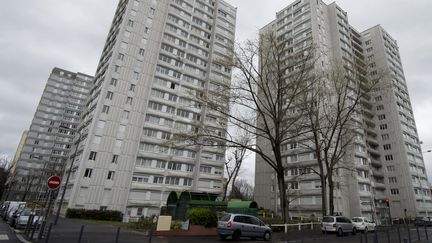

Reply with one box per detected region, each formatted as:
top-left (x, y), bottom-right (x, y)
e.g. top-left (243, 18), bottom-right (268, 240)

top-left (359, 232), bottom-right (363, 243)
top-left (45, 223), bottom-right (53, 243)
top-left (406, 224), bottom-right (412, 243)
top-left (78, 225), bottom-right (84, 243)
top-left (365, 230), bottom-right (368, 243)
top-left (416, 226), bottom-right (420, 241)
top-left (30, 218), bottom-right (39, 241)
top-left (115, 227), bottom-right (121, 243)
top-left (386, 229), bottom-right (390, 243)
top-left (397, 225), bottom-right (402, 243)
top-left (373, 229), bottom-right (378, 243)
top-left (425, 225), bottom-right (429, 240)
top-left (24, 214), bottom-right (34, 236)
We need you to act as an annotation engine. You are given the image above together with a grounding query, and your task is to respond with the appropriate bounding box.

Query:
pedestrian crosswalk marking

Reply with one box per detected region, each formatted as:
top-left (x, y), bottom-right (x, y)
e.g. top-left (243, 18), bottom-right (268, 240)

top-left (0, 234), bottom-right (9, 240)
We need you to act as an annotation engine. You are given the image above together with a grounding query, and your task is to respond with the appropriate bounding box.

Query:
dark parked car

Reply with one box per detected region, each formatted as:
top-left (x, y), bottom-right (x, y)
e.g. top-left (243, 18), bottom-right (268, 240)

top-left (414, 217), bottom-right (432, 227)
top-left (217, 213), bottom-right (272, 241)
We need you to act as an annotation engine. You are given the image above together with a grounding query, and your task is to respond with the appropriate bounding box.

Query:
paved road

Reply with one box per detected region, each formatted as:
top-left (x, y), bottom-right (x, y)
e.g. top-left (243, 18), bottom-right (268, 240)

top-left (0, 220), bottom-right (21, 242)
top-left (9, 217), bottom-right (432, 243)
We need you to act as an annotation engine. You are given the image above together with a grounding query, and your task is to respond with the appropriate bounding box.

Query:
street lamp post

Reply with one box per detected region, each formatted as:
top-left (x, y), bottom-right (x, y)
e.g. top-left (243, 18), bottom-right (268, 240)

top-left (54, 128), bottom-right (81, 225)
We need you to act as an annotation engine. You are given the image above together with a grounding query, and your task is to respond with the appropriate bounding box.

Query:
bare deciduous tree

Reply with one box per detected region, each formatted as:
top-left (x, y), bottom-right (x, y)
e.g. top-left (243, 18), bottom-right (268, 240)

top-left (231, 178), bottom-right (254, 201)
top-left (298, 61), bottom-right (385, 215)
top-left (223, 131), bottom-right (251, 201)
top-left (175, 32), bottom-right (316, 223)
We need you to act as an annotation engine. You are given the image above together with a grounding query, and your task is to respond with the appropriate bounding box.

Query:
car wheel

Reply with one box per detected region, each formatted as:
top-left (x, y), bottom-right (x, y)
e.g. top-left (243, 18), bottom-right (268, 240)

top-left (263, 231), bottom-right (271, 241)
top-left (219, 235), bottom-right (227, 241)
top-left (232, 230), bottom-right (241, 241)
top-left (337, 228), bottom-right (343, 237)
top-left (352, 228), bottom-right (357, 235)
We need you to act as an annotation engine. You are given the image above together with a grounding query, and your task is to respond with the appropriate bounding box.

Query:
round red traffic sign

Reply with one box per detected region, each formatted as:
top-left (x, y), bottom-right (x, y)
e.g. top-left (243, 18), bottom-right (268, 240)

top-left (47, 175), bottom-right (61, 190)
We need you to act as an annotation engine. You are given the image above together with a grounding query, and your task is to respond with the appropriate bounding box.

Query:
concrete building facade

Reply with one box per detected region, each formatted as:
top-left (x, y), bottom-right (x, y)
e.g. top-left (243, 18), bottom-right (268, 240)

top-left (255, 0), bottom-right (431, 221)
top-left (60, 0), bottom-right (236, 220)
top-left (7, 68), bottom-right (93, 202)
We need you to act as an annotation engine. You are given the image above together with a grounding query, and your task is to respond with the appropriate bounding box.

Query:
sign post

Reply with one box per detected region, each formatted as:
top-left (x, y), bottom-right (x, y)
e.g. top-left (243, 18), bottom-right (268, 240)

top-left (38, 175), bottom-right (62, 240)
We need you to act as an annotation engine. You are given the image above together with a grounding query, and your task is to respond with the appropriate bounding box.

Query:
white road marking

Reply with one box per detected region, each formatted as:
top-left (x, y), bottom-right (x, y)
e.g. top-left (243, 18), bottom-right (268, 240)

top-left (0, 234), bottom-right (9, 240)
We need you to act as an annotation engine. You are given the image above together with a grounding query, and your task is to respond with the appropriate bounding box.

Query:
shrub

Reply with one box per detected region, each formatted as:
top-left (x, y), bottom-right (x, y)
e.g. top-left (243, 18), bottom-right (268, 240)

top-left (66, 209), bottom-right (123, 222)
top-left (132, 217), bottom-right (153, 230)
top-left (171, 220), bottom-right (183, 230)
top-left (187, 208), bottom-right (217, 228)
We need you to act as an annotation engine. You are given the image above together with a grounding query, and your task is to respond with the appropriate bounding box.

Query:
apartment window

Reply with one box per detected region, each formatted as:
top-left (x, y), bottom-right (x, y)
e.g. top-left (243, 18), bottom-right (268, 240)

top-left (110, 78), bottom-right (118, 86)
top-left (102, 105), bottom-right (110, 114)
top-left (84, 168), bottom-right (93, 178)
top-left (150, 8), bottom-right (155, 16)
top-left (126, 97), bottom-right (133, 105)
top-left (388, 177), bottom-right (397, 183)
top-left (375, 96), bottom-right (382, 101)
top-left (114, 65), bottom-right (120, 72)
top-left (139, 48), bottom-right (145, 55)
top-left (107, 171), bottom-right (115, 180)
top-left (378, 114), bottom-right (386, 120)
top-left (289, 182), bottom-right (299, 190)
top-left (379, 124), bottom-right (388, 130)
top-left (365, 40), bottom-right (371, 45)
top-left (118, 53), bottom-right (125, 61)
top-left (89, 151), bottom-right (97, 160)
top-left (122, 110), bottom-right (130, 119)
top-left (376, 105), bottom-right (384, 111)
top-left (127, 19), bottom-right (134, 27)
top-left (383, 144), bottom-right (392, 150)
top-left (112, 155), bottom-right (118, 164)
top-left (390, 188), bottom-right (400, 195)
top-left (134, 71), bottom-right (139, 80)
top-left (387, 165), bottom-right (395, 172)
top-left (153, 176), bottom-right (164, 184)
top-left (385, 155), bottom-right (394, 161)
top-left (129, 84), bottom-right (136, 92)
top-left (106, 91), bottom-right (114, 100)
top-left (382, 134), bottom-right (390, 140)
top-left (366, 47), bottom-right (373, 52)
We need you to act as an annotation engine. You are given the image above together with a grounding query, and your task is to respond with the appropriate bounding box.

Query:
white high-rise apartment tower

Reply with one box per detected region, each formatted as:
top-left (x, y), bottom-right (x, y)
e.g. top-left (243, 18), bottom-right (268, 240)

top-left (60, 0), bottom-right (236, 220)
top-left (6, 68), bottom-right (93, 202)
top-left (255, 0), bottom-right (431, 221)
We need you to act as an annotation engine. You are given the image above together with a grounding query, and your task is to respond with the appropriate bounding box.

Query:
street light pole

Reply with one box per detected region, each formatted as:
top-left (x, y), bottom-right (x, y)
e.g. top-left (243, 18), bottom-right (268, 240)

top-left (54, 129), bottom-right (81, 225)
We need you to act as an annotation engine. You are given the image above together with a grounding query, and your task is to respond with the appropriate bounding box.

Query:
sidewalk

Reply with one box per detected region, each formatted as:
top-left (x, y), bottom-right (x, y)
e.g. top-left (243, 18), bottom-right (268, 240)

top-left (0, 220), bottom-right (21, 242)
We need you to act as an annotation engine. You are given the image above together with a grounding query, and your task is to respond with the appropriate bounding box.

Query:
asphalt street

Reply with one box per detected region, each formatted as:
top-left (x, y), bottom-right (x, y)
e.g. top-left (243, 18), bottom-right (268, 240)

top-left (3, 218), bottom-right (432, 243)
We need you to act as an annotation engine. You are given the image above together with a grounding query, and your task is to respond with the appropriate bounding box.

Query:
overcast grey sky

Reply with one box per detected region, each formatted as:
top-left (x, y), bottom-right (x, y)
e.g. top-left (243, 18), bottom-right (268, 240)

top-left (0, 0), bottom-right (431, 180)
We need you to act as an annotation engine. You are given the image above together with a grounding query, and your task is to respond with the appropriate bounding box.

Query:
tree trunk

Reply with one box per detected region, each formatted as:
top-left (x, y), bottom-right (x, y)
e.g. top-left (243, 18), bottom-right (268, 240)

top-left (328, 173), bottom-right (335, 215)
top-left (320, 175), bottom-right (327, 216)
top-left (277, 171), bottom-right (289, 223)
top-left (229, 168), bottom-right (241, 200)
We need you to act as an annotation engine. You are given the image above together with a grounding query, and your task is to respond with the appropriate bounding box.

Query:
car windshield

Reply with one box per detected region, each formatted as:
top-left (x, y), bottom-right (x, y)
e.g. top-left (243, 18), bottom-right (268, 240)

top-left (352, 218), bottom-right (363, 222)
top-left (220, 214), bottom-right (231, 222)
top-left (322, 217), bottom-right (334, 223)
top-left (21, 209), bottom-right (32, 216)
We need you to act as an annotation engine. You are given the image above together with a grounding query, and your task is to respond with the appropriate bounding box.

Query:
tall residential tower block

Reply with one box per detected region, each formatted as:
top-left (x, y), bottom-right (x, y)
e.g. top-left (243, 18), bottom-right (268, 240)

top-left (255, 0), bottom-right (431, 221)
top-left (59, 0), bottom-right (236, 220)
top-left (6, 68), bottom-right (93, 201)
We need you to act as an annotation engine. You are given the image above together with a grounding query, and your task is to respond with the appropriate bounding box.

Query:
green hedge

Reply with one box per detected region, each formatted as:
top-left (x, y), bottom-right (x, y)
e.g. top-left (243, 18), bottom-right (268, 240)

top-left (187, 208), bottom-right (217, 228)
top-left (66, 209), bottom-right (123, 222)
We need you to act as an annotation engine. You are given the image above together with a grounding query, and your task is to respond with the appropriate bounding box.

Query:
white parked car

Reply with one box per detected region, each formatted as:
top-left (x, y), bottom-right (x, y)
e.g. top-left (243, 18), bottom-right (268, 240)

top-left (14, 208), bottom-right (43, 229)
top-left (352, 217), bottom-right (376, 232)
top-left (321, 216), bottom-right (357, 236)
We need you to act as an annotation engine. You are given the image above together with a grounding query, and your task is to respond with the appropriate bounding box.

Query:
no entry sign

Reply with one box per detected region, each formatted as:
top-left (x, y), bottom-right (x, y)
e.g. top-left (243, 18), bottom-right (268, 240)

top-left (47, 175), bottom-right (61, 190)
